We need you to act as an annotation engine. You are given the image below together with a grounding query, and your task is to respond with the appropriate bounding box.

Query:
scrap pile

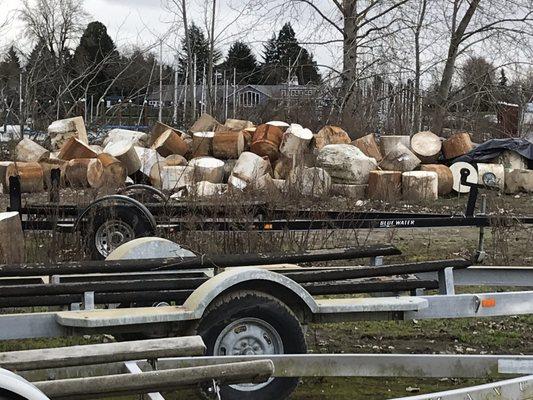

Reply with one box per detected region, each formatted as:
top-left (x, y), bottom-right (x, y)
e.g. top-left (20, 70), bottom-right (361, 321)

top-left (1, 113), bottom-right (532, 201)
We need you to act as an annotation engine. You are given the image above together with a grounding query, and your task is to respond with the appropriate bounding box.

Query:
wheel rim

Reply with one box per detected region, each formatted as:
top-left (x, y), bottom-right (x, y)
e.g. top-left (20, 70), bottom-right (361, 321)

top-left (95, 219), bottom-right (135, 258)
top-left (213, 317), bottom-right (283, 391)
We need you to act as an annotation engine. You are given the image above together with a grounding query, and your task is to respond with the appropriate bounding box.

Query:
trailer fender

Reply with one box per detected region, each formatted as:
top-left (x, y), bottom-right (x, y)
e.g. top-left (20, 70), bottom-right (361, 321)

top-left (0, 368), bottom-right (50, 400)
top-left (117, 184), bottom-right (168, 203)
top-left (74, 195), bottom-right (157, 232)
top-left (183, 268), bottom-right (319, 318)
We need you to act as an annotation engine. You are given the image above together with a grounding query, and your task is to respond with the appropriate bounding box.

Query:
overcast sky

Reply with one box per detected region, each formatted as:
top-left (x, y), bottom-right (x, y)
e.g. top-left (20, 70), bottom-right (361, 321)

top-left (1, 0), bottom-right (339, 72)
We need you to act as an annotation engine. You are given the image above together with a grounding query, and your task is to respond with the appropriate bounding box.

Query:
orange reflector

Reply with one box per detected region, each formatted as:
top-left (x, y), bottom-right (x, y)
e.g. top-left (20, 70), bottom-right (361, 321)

top-left (264, 224), bottom-right (273, 230)
top-left (481, 298), bottom-right (496, 308)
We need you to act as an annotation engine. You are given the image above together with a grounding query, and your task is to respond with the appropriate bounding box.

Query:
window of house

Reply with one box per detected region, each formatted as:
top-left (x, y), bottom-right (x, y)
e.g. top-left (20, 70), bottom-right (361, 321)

top-left (239, 91), bottom-right (260, 107)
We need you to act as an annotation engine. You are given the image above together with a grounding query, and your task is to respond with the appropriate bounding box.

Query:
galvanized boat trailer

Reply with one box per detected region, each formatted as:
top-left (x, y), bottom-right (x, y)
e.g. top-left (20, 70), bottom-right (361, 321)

top-left (7, 168), bottom-right (533, 259)
top-left (0, 250), bottom-right (532, 399)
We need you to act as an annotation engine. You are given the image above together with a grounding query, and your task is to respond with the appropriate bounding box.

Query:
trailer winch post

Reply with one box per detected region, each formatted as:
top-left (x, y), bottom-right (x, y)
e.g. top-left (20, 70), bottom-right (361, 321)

top-left (475, 194), bottom-right (488, 263)
top-left (49, 168), bottom-right (61, 204)
top-left (8, 175), bottom-right (21, 214)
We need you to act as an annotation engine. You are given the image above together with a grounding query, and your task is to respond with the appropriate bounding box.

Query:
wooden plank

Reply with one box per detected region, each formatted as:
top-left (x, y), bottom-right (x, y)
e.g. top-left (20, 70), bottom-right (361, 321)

top-left (285, 259), bottom-right (471, 283)
top-left (0, 337), bottom-right (206, 370)
top-left (0, 246), bottom-right (401, 277)
top-left (303, 279), bottom-right (438, 295)
top-left (34, 360), bottom-right (274, 400)
top-left (0, 289), bottom-right (194, 308)
top-left (0, 278), bottom-right (209, 297)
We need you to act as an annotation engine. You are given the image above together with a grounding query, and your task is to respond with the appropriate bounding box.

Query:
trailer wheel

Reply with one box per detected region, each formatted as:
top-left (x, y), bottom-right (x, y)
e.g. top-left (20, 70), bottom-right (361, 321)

top-left (196, 290), bottom-right (306, 400)
top-left (85, 205), bottom-right (155, 259)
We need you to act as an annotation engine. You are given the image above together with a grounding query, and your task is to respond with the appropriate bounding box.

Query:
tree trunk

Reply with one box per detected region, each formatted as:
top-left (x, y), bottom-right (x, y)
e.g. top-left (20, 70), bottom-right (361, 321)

top-left (412, 0), bottom-right (427, 134)
top-left (341, 4), bottom-right (358, 127)
top-left (182, 0), bottom-right (194, 125)
top-left (430, 0), bottom-right (481, 134)
top-left (207, 0), bottom-right (217, 115)
top-left (0, 212), bottom-right (25, 263)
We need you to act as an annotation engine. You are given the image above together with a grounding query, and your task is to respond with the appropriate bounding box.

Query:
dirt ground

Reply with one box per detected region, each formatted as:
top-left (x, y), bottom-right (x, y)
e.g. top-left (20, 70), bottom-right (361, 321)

top-left (1, 190), bottom-right (532, 399)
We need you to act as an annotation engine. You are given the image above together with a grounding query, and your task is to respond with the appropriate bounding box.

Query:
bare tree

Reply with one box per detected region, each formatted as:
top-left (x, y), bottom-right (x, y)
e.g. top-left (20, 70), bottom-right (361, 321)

top-left (274, 1), bottom-right (408, 128)
top-left (431, 0), bottom-right (533, 134)
top-left (20, 0), bottom-right (87, 63)
top-left (164, 0), bottom-right (195, 123)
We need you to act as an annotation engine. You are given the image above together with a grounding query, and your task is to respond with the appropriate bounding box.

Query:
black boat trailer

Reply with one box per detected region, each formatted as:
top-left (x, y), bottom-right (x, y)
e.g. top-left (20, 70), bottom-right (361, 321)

top-left (6, 168), bottom-right (533, 259)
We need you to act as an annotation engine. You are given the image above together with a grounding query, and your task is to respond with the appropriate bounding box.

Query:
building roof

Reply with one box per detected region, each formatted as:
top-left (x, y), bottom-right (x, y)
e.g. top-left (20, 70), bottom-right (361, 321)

top-left (147, 84), bottom-right (321, 103)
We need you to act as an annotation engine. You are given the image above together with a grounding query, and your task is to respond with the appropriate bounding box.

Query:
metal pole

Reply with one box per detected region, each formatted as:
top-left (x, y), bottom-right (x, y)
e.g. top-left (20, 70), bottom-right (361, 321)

top-left (56, 85), bottom-right (61, 120)
top-left (183, 64), bottom-right (188, 126)
top-left (90, 95), bottom-right (94, 124)
top-left (201, 64), bottom-right (206, 115)
top-left (159, 41), bottom-right (164, 122)
top-left (193, 55), bottom-right (197, 120)
top-left (224, 79), bottom-right (228, 121)
top-left (19, 74), bottom-right (23, 139)
top-left (173, 55), bottom-right (179, 125)
top-left (232, 67), bottom-right (236, 118)
top-left (84, 98), bottom-right (88, 125)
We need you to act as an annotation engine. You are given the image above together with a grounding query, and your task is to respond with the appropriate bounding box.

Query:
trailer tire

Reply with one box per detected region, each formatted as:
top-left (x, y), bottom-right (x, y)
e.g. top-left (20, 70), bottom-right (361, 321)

top-left (84, 205), bottom-right (155, 260)
top-left (196, 290), bottom-right (306, 400)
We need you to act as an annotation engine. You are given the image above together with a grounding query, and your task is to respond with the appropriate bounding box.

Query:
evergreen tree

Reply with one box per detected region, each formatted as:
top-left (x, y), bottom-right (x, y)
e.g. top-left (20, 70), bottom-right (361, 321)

top-left (499, 69), bottom-right (508, 87)
top-left (25, 40), bottom-right (57, 113)
top-left (259, 23), bottom-right (321, 85)
top-left (260, 34), bottom-right (283, 84)
top-left (0, 46), bottom-right (22, 107)
top-left (277, 23), bottom-right (300, 68)
top-left (0, 46), bottom-right (22, 91)
top-left (178, 23), bottom-right (221, 83)
top-left (72, 21), bottom-right (118, 99)
top-left (222, 41), bottom-right (259, 84)
top-left (296, 48), bottom-right (321, 84)
top-left (460, 57), bottom-right (495, 111)
top-left (263, 34), bottom-right (279, 65)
